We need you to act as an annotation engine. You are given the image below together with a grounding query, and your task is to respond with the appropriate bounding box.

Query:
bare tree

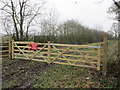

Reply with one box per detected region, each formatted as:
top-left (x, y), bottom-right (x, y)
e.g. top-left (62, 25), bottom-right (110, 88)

top-left (40, 8), bottom-right (59, 37)
top-left (109, 23), bottom-right (119, 38)
top-left (107, 3), bottom-right (119, 20)
top-left (0, 0), bottom-right (46, 40)
top-left (111, 1), bottom-right (120, 87)
top-left (1, 16), bottom-right (13, 34)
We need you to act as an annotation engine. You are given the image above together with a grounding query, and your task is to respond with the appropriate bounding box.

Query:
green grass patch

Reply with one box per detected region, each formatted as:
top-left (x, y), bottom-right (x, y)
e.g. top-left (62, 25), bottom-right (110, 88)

top-left (33, 64), bottom-right (89, 88)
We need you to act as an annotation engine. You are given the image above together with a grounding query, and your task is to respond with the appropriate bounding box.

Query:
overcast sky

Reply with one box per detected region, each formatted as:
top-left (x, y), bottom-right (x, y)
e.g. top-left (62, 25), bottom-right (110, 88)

top-left (46, 0), bottom-right (116, 31)
top-left (0, 0), bottom-right (116, 34)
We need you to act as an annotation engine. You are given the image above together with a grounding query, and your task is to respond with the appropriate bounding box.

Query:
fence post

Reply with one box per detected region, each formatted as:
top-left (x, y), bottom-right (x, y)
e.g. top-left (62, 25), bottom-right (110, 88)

top-left (48, 41), bottom-right (51, 64)
top-left (8, 34), bottom-right (12, 59)
top-left (97, 44), bottom-right (101, 71)
top-left (12, 40), bottom-right (14, 59)
top-left (103, 34), bottom-right (108, 76)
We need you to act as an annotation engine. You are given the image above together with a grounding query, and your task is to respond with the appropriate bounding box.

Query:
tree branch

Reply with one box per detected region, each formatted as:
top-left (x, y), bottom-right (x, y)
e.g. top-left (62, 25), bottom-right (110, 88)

top-left (113, 0), bottom-right (120, 9)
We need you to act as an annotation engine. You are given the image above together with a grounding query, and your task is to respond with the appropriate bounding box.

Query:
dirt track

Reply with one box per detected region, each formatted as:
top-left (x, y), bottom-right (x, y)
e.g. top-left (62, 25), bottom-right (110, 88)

top-left (2, 59), bottom-right (50, 88)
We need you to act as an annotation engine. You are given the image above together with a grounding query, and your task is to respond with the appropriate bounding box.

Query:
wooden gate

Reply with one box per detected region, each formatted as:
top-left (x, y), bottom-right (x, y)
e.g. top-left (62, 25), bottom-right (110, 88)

top-left (12, 41), bottom-right (101, 71)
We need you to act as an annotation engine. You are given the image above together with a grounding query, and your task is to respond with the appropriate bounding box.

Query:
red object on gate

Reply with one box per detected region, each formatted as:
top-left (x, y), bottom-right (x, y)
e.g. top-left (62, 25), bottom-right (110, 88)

top-left (30, 43), bottom-right (38, 50)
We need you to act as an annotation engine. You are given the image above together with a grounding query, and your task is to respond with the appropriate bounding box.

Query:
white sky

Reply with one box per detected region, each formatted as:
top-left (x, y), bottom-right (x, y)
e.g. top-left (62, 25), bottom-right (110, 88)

top-left (46, 0), bottom-right (116, 31)
top-left (0, 0), bottom-right (116, 34)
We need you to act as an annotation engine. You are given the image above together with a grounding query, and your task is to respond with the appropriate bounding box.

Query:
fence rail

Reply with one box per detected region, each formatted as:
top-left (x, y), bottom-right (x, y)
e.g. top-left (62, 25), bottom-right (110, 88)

top-left (0, 35), bottom-right (10, 59)
top-left (12, 41), bottom-right (101, 71)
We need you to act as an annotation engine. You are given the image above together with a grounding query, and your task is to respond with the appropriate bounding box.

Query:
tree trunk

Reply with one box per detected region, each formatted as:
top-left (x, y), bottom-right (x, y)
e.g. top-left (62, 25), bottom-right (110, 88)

top-left (11, 1), bottom-right (19, 40)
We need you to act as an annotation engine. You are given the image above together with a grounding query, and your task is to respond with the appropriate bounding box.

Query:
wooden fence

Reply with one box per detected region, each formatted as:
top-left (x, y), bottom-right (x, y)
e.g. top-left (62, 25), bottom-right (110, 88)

top-left (2, 34), bottom-right (113, 75)
top-left (12, 41), bottom-right (101, 71)
top-left (0, 35), bottom-right (10, 59)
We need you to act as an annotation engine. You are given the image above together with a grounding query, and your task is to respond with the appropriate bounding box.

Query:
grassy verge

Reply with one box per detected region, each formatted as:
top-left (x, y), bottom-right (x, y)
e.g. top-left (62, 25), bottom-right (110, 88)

top-left (86, 40), bottom-right (117, 46)
top-left (33, 64), bottom-right (91, 88)
top-left (2, 58), bottom-right (119, 88)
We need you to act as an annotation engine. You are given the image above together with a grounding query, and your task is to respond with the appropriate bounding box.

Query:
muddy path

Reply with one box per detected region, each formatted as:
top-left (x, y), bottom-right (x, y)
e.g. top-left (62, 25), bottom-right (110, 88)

top-left (2, 59), bottom-right (52, 88)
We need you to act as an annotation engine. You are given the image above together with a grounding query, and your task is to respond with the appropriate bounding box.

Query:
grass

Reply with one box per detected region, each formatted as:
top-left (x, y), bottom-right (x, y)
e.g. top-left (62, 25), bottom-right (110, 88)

top-left (2, 58), bottom-right (119, 88)
top-left (87, 40), bottom-right (117, 46)
top-left (33, 64), bottom-right (89, 88)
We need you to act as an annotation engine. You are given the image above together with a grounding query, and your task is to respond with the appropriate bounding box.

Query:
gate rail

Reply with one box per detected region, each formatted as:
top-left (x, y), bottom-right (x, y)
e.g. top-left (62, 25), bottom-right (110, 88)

top-left (12, 41), bottom-right (101, 71)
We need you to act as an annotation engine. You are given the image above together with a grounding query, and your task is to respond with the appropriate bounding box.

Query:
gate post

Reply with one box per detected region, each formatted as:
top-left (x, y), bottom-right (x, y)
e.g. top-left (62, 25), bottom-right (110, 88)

top-left (97, 44), bottom-right (101, 71)
top-left (8, 34), bottom-right (12, 59)
top-left (12, 40), bottom-right (14, 59)
top-left (103, 34), bottom-right (108, 76)
top-left (48, 41), bottom-right (51, 64)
